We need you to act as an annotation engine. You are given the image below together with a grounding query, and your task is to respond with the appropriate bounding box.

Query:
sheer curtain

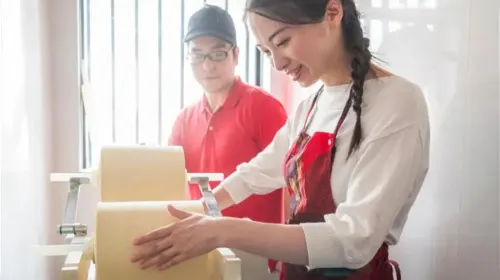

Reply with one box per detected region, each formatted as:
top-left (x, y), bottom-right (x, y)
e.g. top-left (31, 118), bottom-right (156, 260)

top-left (0, 0), bottom-right (52, 279)
top-left (364, 0), bottom-right (498, 279)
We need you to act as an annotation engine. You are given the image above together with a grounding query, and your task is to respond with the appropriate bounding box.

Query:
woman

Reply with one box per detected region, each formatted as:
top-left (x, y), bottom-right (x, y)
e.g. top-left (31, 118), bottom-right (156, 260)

top-left (130, 0), bottom-right (430, 279)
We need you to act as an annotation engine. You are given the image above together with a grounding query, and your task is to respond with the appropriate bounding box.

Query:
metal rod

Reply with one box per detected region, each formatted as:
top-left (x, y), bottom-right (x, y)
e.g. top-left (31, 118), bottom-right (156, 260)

top-left (158, 0), bottom-right (163, 144)
top-left (58, 224), bottom-right (88, 237)
top-left (86, 0), bottom-right (91, 68)
top-left (111, 0), bottom-right (116, 142)
top-left (180, 0), bottom-right (185, 109)
top-left (255, 47), bottom-right (262, 86)
top-left (87, 132), bottom-right (92, 166)
top-left (61, 178), bottom-right (82, 225)
top-left (81, 95), bottom-right (89, 168)
top-left (85, 0), bottom-right (92, 166)
top-left (135, 0), bottom-right (140, 143)
top-left (245, 26), bottom-right (250, 82)
top-left (79, 0), bottom-right (91, 168)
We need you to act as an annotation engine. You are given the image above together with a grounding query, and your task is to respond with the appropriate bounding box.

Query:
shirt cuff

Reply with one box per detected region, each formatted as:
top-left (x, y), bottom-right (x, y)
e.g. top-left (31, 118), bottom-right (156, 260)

top-left (300, 222), bottom-right (344, 269)
top-left (219, 173), bottom-right (254, 204)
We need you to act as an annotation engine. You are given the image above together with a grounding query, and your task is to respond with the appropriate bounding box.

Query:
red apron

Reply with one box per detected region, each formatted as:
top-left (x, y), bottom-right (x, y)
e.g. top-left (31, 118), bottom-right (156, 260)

top-left (278, 90), bottom-right (402, 280)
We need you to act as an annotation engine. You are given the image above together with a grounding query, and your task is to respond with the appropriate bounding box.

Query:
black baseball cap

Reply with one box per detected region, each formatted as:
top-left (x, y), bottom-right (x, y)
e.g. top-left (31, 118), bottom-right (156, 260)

top-left (184, 4), bottom-right (237, 46)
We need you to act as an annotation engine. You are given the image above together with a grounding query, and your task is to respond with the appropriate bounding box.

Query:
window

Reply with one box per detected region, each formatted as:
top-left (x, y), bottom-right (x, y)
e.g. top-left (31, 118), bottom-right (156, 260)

top-left (79, 0), bottom-right (265, 168)
top-left (360, 0), bottom-right (437, 53)
top-left (359, 0), bottom-right (439, 131)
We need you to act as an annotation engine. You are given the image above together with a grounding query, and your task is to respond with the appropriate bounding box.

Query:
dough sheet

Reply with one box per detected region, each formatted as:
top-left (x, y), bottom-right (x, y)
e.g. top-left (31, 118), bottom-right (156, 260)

top-left (95, 200), bottom-right (210, 280)
top-left (99, 145), bottom-right (186, 202)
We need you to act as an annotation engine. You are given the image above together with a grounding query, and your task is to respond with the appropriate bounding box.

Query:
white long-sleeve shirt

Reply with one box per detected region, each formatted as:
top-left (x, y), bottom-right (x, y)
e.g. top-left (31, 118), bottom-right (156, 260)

top-left (220, 75), bottom-right (430, 270)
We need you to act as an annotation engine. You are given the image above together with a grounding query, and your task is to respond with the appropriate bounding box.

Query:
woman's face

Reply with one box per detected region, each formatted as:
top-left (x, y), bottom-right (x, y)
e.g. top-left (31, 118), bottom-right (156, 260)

top-left (247, 3), bottom-right (344, 87)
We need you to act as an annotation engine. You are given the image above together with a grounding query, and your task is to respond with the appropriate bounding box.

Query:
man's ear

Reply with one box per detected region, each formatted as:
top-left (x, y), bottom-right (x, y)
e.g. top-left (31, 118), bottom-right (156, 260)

top-left (325, 0), bottom-right (343, 26)
top-left (232, 46), bottom-right (240, 66)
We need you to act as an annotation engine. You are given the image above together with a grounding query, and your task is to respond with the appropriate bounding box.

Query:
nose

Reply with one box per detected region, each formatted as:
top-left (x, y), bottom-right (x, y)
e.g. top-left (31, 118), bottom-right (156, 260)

top-left (270, 52), bottom-right (289, 72)
top-left (202, 58), bottom-right (216, 72)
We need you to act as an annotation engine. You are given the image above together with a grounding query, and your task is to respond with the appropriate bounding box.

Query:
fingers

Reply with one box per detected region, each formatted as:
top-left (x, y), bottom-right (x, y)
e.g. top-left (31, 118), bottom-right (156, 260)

top-left (140, 246), bottom-right (180, 270)
top-left (130, 206), bottom-right (200, 270)
top-left (133, 205), bottom-right (192, 246)
top-left (130, 236), bottom-right (173, 263)
top-left (158, 253), bottom-right (186, 271)
top-left (133, 225), bottom-right (172, 245)
top-left (167, 204), bottom-right (192, 219)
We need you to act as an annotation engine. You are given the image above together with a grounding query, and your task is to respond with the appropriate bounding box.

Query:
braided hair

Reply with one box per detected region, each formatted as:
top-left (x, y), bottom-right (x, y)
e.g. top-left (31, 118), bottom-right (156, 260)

top-left (245, 0), bottom-right (374, 157)
top-left (341, 1), bottom-right (372, 156)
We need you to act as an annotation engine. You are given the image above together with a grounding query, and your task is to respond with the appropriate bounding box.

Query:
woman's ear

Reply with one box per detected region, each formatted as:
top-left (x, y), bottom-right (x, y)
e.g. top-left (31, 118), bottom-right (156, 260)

top-left (324, 0), bottom-right (343, 26)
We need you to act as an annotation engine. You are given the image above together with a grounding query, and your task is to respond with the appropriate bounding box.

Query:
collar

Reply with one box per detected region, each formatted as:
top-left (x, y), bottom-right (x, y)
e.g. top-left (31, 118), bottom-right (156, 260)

top-left (199, 77), bottom-right (244, 114)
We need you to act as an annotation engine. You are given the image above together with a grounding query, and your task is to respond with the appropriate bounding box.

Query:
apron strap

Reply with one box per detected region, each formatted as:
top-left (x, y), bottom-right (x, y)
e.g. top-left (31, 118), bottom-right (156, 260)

top-left (333, 95), bottom-right (352, 136)
top-left (301, 85), bottom-right (353, 137)
top-left (390, 260), bottom-right (402, 280)
top-left (299, 85), bottom-right (324, 133)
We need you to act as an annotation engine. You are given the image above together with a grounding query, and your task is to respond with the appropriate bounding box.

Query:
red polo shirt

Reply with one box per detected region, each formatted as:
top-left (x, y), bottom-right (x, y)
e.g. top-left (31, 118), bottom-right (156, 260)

top-left (169, 78), bottom-right (287, 223)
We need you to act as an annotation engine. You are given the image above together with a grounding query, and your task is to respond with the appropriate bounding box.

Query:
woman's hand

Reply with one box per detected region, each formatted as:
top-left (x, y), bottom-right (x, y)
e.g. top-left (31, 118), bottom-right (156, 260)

top-left (130, 204), bottom-right (223, 270)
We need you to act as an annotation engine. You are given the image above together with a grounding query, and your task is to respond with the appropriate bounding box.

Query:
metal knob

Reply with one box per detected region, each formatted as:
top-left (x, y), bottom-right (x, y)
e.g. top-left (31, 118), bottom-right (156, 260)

top-left (57, 223), bottom-right (88, 237)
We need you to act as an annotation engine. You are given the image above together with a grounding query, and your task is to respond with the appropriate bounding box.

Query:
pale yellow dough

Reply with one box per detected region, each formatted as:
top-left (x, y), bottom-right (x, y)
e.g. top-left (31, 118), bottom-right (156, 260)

top-left (99, 145), bottom-right (186, 202)
top-left (95, 200), bottom-right (210, 280)
top-left (94, 145), bottom-right (211, 280)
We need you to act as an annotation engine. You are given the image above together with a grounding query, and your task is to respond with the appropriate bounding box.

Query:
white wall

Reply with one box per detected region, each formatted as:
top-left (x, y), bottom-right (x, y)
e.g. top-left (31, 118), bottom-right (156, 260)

top-left (0, 0), bottom-right (54, 279)
top-left (291, 0), bottom-right (500, 279)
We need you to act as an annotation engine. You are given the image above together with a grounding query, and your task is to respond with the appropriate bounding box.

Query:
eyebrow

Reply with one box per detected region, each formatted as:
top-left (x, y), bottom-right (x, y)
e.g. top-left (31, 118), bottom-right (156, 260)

top-left (190, 43), bottom-right (229, 52)
top-left (211, 43), bottom-right (228, 50)
top-left (268, 26), bottom-right (289, 42)
top-left (256, 26), bottom-right (290, 49)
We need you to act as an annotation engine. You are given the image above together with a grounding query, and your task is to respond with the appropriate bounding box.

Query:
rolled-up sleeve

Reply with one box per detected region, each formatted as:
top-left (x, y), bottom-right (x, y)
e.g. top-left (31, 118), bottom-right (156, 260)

top-left (300, 125), bottom-right (425, 269)
top-left (220, 119), bottom-right (291, 204)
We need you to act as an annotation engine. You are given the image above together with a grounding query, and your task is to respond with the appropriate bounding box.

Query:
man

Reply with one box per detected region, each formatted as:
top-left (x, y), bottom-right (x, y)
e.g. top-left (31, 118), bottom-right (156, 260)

top-left (168, 5), bottom-right (287, 280)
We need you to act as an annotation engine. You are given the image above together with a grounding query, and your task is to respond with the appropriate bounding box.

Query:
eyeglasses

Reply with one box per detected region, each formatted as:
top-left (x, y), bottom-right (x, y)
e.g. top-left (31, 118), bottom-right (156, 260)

top-left (187, 47), bottom-right (234, 64)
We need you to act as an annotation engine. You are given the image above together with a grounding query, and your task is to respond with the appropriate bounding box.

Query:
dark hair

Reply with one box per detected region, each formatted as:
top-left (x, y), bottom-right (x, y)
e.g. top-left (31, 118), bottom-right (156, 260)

top-left (245, 0), bottom-right (373, 157)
